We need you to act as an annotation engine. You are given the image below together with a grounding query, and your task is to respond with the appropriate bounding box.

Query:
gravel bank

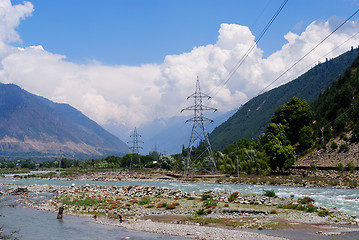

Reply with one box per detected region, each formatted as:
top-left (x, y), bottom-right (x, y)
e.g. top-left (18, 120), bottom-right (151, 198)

top-left (96, 217), bottom-right (288, 240)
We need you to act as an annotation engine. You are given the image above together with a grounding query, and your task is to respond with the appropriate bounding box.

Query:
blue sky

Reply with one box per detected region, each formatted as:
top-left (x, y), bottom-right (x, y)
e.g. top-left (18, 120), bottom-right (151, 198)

top-left (11, 0), bottom-right (359, 65)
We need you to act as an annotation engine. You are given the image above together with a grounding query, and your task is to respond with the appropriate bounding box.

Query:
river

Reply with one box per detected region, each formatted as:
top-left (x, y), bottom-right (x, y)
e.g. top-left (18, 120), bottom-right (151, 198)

top-left (1, 177), bottom-right (358, 218)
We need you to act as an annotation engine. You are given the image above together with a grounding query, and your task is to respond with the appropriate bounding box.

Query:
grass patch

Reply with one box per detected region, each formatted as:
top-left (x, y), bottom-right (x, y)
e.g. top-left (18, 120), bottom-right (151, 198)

top-left (138, 197), bottom-right (151, 205)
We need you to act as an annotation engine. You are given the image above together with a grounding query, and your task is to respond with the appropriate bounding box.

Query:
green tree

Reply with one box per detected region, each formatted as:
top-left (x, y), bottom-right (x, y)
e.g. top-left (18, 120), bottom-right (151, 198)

top-left (264, 123), bottom-right (296, 170)
top-left (158, 155), bottom-right (175, 170)
top-left (271, 97), bottom-right (314, 144)
top-left (61, 158), bottom-right (73, 168)
top-left (298, 125), bottom-right (313, 152)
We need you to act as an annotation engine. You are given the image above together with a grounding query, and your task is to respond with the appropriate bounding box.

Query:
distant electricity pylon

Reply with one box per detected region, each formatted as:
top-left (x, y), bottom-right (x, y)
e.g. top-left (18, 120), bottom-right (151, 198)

top-left (181, 76), bottom-right (218, 176)
top-left (127, 127), bottom-right (143, 169)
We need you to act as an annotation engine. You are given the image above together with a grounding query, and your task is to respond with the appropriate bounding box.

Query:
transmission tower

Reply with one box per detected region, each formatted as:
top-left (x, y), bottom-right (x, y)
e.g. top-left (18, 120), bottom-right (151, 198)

top-left (127, 127), bottom-right (144, 169)
top-left (181, 76), bottom-right (218, 176)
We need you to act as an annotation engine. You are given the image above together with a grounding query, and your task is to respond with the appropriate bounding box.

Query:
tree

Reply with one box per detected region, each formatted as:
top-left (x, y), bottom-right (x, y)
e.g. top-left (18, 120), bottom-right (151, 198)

top-left (298, 125), bottom-right (313, 152)
top-left (271, 96), bottom-right (314, 144)
top-left (61, 158), bottom-right (73, 168)
top-left (263, 123), bottom-right (295, 171)
top-left (158, 155), bottom-right (175, 170)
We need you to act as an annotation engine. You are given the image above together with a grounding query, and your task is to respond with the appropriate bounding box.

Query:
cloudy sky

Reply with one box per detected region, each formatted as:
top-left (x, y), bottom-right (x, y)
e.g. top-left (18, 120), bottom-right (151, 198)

top-left (1, 0), bottom-right (359, 130)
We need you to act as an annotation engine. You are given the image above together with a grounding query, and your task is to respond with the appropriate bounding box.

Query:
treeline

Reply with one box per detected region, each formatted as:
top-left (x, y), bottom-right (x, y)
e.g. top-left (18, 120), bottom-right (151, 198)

top-left (0, 152), bottom-right (184, 171)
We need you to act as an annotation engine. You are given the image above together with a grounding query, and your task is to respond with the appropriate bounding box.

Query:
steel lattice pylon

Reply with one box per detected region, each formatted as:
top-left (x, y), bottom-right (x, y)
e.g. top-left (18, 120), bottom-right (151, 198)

top-left (127, 127), bottom-right (143, 169)
top-left (181, 76), bottom-right (218, 177)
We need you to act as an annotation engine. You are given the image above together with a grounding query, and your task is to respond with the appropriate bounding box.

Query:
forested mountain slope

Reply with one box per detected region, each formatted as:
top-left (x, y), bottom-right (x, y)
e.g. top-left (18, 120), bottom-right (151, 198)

top-left (209, 48), bottom-right (359, 150)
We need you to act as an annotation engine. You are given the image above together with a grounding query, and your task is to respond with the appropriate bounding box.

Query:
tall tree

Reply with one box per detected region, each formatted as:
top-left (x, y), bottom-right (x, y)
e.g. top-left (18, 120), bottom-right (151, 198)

top-left (271, 96), bottom-right (314, 145)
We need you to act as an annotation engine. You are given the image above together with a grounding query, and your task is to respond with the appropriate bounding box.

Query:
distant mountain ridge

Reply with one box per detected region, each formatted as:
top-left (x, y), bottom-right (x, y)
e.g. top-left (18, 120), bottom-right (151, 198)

top-left (209, 48), bottom-right (359, 150)
top-left (0, 83), bottom-right (128, 159)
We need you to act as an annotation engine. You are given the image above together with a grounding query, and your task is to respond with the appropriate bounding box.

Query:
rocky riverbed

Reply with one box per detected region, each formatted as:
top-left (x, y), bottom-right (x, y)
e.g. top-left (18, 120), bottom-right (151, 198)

top-left (1, 182), bottom-right (358, 240)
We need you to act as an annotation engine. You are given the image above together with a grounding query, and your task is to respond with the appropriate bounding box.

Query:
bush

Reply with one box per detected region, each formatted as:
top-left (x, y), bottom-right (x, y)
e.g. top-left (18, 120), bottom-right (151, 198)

top-left (228, 192), bottom-right (239, 202)
top-left (269, 209), bottom-right (278, 214)
top-left (263, 190), bottom-right (276, 198)
top-left (318, 210), bottom-right (329, 217)
top-left (203, 200), bottom-right (217, 208)
top-left (309, 163), bottom-right (317, 172)
top-left (330, 141), bottom-right (338, 150)
top-left (346, 161), bottom-right (355, 172)
top-left (138, 197), bottom-right (151, 205)
top-left (298, 196), bottom-right (314, 204)
top-left (156, 202), bottom-right (167, 208)
top-left (201, 192), bottom-right (213, 201)
top-left (195, 208), bottom-right (207, 216)
top-left (336, 162), bottom-right (345, 172)
top-left (166, 203), bottom-right (177, 209)
top-left (339, 144), bottom-right (349, 152)
top-left (305, 204), bottom-right (317, 213)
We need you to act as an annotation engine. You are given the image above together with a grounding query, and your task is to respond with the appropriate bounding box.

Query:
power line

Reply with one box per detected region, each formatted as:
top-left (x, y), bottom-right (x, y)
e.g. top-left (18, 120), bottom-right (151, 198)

top-left (270, 30), bottom-right (359, 90)
top-left (211, 0), bottom-right (289, 98)
top-left (257, 8), bottom-right (359, 96)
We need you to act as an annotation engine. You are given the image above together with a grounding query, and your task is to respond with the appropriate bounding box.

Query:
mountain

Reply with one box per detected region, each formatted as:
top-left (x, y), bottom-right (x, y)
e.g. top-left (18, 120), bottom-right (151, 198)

top-left (209, 47), bottom-right (359, 150)
top-left (0, 83), bottom-right (128, 159)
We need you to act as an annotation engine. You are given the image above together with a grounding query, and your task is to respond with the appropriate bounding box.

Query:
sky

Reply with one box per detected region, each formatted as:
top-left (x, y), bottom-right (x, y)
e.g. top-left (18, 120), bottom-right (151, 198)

top-left (1, 0), bottom-right (359, 134)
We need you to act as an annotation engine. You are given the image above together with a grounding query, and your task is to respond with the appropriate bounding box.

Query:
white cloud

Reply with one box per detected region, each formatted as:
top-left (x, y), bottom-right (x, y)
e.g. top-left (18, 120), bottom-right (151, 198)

top-left (0, 0), bottom-right (33, 43)
top-left (1, 1), bottom-right (359, 131)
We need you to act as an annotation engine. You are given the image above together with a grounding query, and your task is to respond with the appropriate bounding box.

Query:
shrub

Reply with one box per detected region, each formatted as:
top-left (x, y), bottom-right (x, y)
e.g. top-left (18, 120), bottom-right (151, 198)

top-left (298, 196), bottom-right (314, 204)
top-left (166, 203), bottom-right (177, 209)
top-left (318, 210), bottom-right (329, 217)
top-left (269, 209), bottom-right (278, 214)
top-left (203, 200), bottom-right (217, 209)
top-left (138, 197), bottom-right (151, 205)
top-left (186, 197), bottom-right (196, 200)
top-left (305, 204), bottom-right (317, 213)
top-left (309, 163), bottom-right (317, 172)
top-left (330, 141), bottom-right (338, 150)
top-left (346, 161), bottom-right (355, 172)
top-left (195, 208), bottom-right (207, 216)
top-left (156, 202), bottom-right (167, 208)
top-left (263, 190), bottom-right (276, 198)
top-left (336, 162), bottom-right (345, 172)
top-left (339, 144), bottom-right (349, 152)
top-left (201, 192), bottom-right (213, 201)
top-left (228, 192), bottom-right (239, 202)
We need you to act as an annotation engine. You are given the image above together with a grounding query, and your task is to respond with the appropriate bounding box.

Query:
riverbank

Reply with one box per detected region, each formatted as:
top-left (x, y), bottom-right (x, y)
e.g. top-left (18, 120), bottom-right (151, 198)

top-left (1, 182), bottom-right (358, 240)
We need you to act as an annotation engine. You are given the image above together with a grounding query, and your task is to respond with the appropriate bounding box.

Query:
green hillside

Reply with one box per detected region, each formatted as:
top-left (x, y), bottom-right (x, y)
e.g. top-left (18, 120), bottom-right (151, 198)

top-left (311, 53), bottom-right (359, 142)
top-left (210, 48), bottom-right (359, 150)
